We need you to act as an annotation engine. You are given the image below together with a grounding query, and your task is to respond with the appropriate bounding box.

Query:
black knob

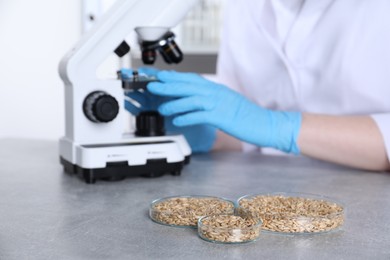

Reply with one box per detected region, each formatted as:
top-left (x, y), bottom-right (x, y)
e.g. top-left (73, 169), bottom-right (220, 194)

top-left (135, 111), bottom-right (165, 137)
top-left (83, 91), bottom-right (119, 123)
top-left (114, 41), bottom-right (130, 57)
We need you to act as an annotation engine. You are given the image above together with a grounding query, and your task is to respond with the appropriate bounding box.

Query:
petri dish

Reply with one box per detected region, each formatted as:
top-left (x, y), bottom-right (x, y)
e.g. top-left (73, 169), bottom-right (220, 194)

top-left (237, 192), bottom-right (345, 234)
top-left (149, 195), bottom-right (235, 228)
top-left (197, 214), bottom-right (262, 244)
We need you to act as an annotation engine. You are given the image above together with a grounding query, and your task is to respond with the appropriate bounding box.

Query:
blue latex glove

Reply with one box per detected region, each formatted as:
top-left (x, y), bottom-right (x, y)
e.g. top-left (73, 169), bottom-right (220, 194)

top-left (122, 67), bottom-right (216, 153)
top-left (147, 71), bottom-right (302, 154)
top-left (122, 67), bottom-right (164, 115)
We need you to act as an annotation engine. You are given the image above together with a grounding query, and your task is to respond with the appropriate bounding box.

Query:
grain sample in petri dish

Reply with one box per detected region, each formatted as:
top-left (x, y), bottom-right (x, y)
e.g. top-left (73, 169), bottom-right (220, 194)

top-left (198, 214), bottom-right (262, 244)
top-left (150, 195), bottom-right (235, 228)
top-left (237, 192), bottom-right (345, 234)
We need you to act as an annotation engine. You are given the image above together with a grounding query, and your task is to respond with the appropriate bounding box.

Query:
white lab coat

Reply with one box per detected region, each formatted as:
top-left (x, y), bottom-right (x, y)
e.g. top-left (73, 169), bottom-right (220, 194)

top-left (216, 0), bottom-right (390, 161)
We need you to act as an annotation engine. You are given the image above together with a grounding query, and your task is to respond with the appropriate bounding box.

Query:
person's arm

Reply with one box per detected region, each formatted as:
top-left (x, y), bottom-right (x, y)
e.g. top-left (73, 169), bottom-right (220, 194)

top-left (298, 114), bottom-right (390, 171)
top-left (212, 131), bottom-right (242, 151)
top-left (213, 114), bottom-right (390, 171)
top-left (147, 70), bottom-right (390, 172)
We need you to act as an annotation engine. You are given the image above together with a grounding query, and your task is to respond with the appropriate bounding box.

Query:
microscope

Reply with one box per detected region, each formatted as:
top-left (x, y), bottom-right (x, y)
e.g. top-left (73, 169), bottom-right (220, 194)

top-left (58, 0), bottom-right (199, 183)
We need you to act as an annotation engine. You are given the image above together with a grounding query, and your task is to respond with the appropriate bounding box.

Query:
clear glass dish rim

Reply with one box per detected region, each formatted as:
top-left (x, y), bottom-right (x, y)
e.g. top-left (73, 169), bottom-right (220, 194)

top-left (149, 195), bottom-right (236, 228)
top-left (197, 214), bottom-right (263, 232)
top-left (150, 195), bottom-right (236, 213)
top-left (198, 233), bottom-right (260, 244)
top-left (197, 214), bottom-right (262, 244)
top-left (236, 191), bottom-right (346, 219)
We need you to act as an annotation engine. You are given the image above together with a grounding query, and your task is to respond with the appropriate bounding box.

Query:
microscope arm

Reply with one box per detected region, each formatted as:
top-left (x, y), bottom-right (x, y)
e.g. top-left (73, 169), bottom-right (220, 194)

top-left (58, 0), bottom-right (198, 143)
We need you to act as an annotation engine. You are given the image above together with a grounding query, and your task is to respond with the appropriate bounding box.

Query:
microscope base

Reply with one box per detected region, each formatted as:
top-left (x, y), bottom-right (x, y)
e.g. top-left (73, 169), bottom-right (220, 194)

top-left (59, 134), bottom-right (192, 184)
top-left (60, 156), bottom-right (190, 184)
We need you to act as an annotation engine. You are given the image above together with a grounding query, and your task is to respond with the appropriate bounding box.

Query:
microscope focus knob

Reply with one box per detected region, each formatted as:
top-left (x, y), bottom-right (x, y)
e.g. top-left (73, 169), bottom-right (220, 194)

top-left (83, 91), bottom-right (119, 123)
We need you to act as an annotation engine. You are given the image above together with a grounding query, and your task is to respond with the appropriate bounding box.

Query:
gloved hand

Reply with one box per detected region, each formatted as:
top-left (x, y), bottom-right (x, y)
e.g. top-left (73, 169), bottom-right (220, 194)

top-left (122, 67), bottom-right (165, 115)
top-left (147, 71), bottom-right (302, 154)
top-left (122, 67), bottom-right (216, 153)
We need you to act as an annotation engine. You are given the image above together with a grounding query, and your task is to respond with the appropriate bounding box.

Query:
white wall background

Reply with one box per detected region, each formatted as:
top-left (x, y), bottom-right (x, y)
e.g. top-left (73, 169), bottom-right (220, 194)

top-left (0, 0), bottom-right (81, 140)
top-left (0, 0), bottom-right (223, 141)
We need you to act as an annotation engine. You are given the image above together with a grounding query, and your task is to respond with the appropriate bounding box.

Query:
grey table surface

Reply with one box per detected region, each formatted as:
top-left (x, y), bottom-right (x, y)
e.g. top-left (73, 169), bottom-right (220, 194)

top-left (0, 139), bottom-right (390, 260)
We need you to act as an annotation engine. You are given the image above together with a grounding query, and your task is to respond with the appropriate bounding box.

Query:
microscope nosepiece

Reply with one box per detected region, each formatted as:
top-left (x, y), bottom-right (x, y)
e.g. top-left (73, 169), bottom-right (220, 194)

top-left (139, 31), bottom-right (183, 65)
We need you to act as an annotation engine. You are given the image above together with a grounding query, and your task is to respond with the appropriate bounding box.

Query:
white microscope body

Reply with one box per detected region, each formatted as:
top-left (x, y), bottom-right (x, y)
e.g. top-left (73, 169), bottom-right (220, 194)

top-left (59, 0), bottom-right (199, 183)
